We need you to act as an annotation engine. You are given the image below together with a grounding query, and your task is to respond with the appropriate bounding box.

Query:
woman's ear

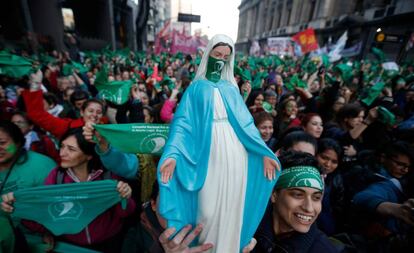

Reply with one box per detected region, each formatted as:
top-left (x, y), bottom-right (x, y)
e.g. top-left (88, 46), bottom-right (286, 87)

top-left (271, 190), bottom-right (278, 203)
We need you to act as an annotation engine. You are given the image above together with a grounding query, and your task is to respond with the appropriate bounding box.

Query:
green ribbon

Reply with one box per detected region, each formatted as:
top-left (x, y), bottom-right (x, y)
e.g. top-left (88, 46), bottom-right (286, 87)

top-left (94, 123), bottom-right (170, 155)
top-left (206, 56), bottom-right (225, 83)
top-left (275, 166), bottom-right (324, 191)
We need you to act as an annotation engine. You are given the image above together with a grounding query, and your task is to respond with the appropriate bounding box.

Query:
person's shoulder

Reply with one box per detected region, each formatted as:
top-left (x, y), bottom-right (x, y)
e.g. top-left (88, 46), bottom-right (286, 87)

top-left (27, 150), bottom-right (57, 168)
top-left (309, 227), bottom-right (342, 253)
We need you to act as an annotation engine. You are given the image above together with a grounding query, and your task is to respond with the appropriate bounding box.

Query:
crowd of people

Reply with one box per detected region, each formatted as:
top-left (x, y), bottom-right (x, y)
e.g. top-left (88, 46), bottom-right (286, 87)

top-left (1, 34), bottom-right (414, 253)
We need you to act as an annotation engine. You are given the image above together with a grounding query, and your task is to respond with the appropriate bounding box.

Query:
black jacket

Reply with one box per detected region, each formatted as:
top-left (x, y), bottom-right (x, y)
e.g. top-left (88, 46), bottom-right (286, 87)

top-left (253, 205), bottom-right (340, 253)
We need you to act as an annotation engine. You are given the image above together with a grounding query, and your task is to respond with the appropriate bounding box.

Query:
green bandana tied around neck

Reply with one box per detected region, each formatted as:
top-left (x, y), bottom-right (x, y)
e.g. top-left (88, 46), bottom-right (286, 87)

top-left (11, 180), bottom-right (127, 235)
top-left (94, 123), bottom-right (170, 155)
top-left (206, 56), bottom-right (225, 83)
top-left (275, 166), bottom-right (324, 191)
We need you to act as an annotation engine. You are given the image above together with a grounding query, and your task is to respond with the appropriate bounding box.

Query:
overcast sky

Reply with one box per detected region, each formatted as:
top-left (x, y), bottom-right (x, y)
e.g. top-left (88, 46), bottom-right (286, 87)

top-left (191, 0), bottom-right (241, 42)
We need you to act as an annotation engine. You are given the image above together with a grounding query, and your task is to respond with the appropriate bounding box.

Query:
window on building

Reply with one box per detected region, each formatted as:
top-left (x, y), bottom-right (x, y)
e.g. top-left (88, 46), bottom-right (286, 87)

top-left (308, 0), bottom-right (316, 22)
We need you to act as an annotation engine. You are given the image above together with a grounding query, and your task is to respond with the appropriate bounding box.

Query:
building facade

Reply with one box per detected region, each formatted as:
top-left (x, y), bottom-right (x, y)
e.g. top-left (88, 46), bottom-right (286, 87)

top-left (236, 0), bottom-right (414, 61)
top-left (0, 0), bottom-right (146, 52)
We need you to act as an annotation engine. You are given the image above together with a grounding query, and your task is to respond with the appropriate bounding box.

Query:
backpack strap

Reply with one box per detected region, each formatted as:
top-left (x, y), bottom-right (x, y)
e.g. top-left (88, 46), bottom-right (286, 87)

top-left (56, 169), bottom-right (65, 184)
top-left (102, 170), bottom-right (112, 180)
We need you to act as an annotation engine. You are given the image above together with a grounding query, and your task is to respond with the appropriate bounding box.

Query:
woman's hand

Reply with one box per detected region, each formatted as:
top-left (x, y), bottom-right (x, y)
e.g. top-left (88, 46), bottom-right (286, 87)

top-left (343, 145), bottom-right (357, 157)
top-left (117, 181), bottom-right (132, 199)
top-left (82, 122), bottom-right (109, 152)
top-left (242, 238), bottom-right (257, 253)
top-left (160, 158), bottom-right (176, 183)
top-left (264, 157), bottom-right (280, 180)
top-left (1, 192), bottom-right (15, 213)
top-left (131, 85), bottom-right (141, 100)
top-left (159, 224), bottom-right (213, 253)
top-left (42, 232), bottom-right (55, 252)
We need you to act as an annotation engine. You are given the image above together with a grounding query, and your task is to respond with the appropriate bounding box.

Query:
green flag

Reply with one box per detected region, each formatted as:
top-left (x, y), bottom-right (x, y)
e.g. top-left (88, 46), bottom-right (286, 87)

top-left (95, 66), bottom-right (132, 105)
top-left (361, 81), bottom-right (385, 106)
top-left (96, 80), bottom-right (132, 105)
top-left (94, 123), bottom-right (170, 155)
top-left (371, 47), bottom-right (386, 63)
top-left (377, 106), bottom-right (396, 126)
top-left (12, 180), bottom-right (126, 236)
top-left (333, 64), bottom-right (353, 84)
top-left (286, 74), bottom-right (307, 91)
top-left (0, 51), bottom-right (33, 78)
top-left (62, 61), bottom-right (89, 76)
top-left (252, 71), bottom-right (268, 89)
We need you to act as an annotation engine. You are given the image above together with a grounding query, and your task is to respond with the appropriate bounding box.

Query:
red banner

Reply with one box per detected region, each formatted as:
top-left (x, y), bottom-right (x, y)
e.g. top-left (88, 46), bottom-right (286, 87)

top-left (292, 28), bottom-right (319, 54)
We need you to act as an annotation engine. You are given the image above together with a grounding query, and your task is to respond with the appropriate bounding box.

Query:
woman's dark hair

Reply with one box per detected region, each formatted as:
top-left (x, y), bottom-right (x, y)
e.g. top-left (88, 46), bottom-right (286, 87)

top-left (280, 131), bottom-right (318, 153)
top-left (212, 42), bottom-right (233, 54)
top-left (253, 111), bottom-right (273, 127)
top-left (11, 111), bottom-right (33, 126)
top-left (317, 138), bottom-right (343, 162)
top-left (380, 140), bottom-right (414, 165)
top-left (301, 113), bottom-right (322, 128)
top-left (278, 150), bottom-right (321, 172)
top-left (336, 103), bottom-right (364, 124)
top-left (43, 92), bottom-right (59, 107)
top-left (264, 90), bottom-right (277, 100)
top-left (0, 120), bottom-right (27, 164)
top-left (81, 98), bottom-right (107, 114)
top-left (59, 128), bottom-right (101, 172)
top-left (70, 89), bottom-right (90, 105)
top-left (150, 180), bottom-right (159, 201)
top-left (246, 90), bottom-right (264, 107)
top-left (278, 97), bottom-right (297, 115)
top-left (0, 120), bottom-right (26, 150)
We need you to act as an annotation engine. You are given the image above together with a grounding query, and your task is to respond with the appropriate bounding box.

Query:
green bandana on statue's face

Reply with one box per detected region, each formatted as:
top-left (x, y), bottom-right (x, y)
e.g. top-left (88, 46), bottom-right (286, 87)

top-left (206, 56), bottom-right (226, 83)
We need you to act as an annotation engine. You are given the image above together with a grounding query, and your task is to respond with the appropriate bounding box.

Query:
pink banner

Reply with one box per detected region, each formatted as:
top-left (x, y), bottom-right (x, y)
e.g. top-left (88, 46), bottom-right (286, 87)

top-left (171, 31), bottom-right (207, 54)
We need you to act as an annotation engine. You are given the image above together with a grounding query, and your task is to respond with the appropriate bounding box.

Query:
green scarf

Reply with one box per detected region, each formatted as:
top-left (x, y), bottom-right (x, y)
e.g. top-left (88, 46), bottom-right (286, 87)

top-left (94, 123), bottom-right (170, 155)
top-left (206, 56), bottom-right (225, 83)
top-left (275, 166), bottom-right (324, 191)
top-left (12, 180), bottom-right (126, 236)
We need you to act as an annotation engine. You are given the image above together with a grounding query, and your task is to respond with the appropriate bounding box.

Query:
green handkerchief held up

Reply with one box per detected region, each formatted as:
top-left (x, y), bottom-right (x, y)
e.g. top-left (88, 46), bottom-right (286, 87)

top-left (95, 65), bottom-right (132, 105)
top-left (12, 180), bottom-right (126, 236)
top-left (361, 81), bottom-right (385, 106)
top-left (377, 106), bottom-right (396, 126)
top-left (0, 51), bottom-right (33, 78)
top-left (94, 123), bottom-right (170, 155)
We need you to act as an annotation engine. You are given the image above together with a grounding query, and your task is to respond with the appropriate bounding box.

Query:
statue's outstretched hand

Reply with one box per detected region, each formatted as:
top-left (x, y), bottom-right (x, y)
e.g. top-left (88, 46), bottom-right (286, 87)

top-left (160, 158), bottom-right (177, 183)
top-left (264, 157), bottom-right (280, 180)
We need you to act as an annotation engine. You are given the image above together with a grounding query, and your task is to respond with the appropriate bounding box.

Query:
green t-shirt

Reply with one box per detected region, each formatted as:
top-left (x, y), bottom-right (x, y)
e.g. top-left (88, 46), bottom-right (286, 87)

top-left (0, 151), bottom-right (56, 215)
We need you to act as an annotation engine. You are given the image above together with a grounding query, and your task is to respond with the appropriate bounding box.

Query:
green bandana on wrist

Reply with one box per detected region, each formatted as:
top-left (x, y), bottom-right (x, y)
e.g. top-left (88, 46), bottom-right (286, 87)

top-left (275, 166), bottom-right (324, 191)
top-left (206, 56), bottom-right (225, 83)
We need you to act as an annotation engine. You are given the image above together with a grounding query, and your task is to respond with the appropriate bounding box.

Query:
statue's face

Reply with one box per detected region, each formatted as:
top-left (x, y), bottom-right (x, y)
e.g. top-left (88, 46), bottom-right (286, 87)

top-left (209, 45), bottom-right (231, 61)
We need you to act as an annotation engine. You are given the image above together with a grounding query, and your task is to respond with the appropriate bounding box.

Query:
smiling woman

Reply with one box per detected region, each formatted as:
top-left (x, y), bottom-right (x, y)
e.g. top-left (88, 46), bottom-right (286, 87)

top-left (254, 151), bottom-right (340, 253)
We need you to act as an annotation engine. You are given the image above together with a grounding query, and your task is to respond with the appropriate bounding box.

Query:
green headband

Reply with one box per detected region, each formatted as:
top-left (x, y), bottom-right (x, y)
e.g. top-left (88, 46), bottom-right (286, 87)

top-left (275, 166), bottom-right (324, 191)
